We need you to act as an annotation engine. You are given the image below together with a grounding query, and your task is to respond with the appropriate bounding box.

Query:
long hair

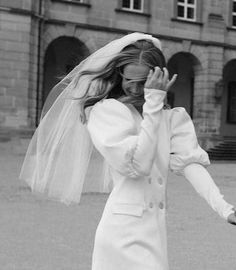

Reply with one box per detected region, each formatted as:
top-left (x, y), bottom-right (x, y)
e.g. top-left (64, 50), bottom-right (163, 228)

top-left (75, 39), bottom-right (166, 121)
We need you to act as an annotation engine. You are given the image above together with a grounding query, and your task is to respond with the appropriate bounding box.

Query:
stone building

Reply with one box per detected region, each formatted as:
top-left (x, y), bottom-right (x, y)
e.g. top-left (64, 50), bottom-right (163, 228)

top-left (0, 0), bottom-right (236, 153)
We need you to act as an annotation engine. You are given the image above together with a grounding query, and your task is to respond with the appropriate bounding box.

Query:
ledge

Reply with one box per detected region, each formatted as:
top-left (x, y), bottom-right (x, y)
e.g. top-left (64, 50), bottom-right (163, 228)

top-left (208, 13), bottom-right (224, 21)
top-left (45, 18), bottom-right (236, 50)
top-left (227, 26), bottom-right (236, 31)
top-left (115, 8), bottom-right (151, 18)
top-left (0, 6), bottom-right (43, 19)
top-left (51, 0), bottom-right (91, 8)
top-left (171, 17), bottom-right (203, 26)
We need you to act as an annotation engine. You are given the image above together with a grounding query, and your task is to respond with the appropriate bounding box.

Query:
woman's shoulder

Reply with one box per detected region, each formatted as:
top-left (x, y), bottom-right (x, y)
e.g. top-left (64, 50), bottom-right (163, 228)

top-left (94, 98), bottom-right (129, 109)
top-left (163, 106), bottom-right (191, 125)
top-left (92, 98), bottom-right (134, 115)
top-left (164, 106), bottom-right (193, 131)
top-left (167, 106), bottom-right (186, 113)
top-left (88, 98), bottom-right (135, 124)
top-left (165, 106), bottom-right (189, 118)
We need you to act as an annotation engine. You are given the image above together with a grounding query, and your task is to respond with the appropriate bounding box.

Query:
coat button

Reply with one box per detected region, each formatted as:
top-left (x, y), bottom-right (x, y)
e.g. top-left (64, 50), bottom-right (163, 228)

top-left (149, 202), bottom-right (154, 208)
top-left (158, 177), bottom-right (163, 185)
top-left (159, 201), bottom-right (164, 209)
top-left (148, 177), bottom-right (152, 184)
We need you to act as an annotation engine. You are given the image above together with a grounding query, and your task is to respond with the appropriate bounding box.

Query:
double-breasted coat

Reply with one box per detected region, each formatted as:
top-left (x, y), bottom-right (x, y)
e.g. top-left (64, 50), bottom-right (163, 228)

top-left (87, 89), bottom-right (233, 270)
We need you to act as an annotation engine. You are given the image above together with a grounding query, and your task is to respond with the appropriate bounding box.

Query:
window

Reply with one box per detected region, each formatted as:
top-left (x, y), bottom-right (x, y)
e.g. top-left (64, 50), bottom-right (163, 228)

top-left (66, 0), bottom-right (84, 2)
top-left (176, 0), bottom-right (197, 21)
top-left (121, 0), bottom-right (144, 12)
top-left (227, 82), bottom-right (236, 123)
top-left (232, 0), bottom-right (236, 27)
top-left (116, 0), bottom-right (150, 16)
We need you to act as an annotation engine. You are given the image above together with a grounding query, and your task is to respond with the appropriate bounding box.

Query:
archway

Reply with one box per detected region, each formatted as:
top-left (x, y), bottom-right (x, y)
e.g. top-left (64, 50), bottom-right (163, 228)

top-left (167, 52), bottom-right (201, 117)
top-left (220, 59), bottom-right (236, 136)
top-left (42, 36), bottom-right (90, 104)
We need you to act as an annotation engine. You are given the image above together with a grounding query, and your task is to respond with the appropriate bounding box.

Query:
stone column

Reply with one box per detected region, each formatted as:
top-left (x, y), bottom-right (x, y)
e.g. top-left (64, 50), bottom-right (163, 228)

top-left (194, 3), bottom-right (225, 149)
top-left (193, 46), bottom-right (224, 150)
top-left (0, 10), bottom-right (31, 138)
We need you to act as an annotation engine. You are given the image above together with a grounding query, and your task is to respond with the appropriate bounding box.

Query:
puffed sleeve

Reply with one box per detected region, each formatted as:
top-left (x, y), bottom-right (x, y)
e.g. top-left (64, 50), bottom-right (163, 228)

top-left (169, 108), bottom-right (234, 220)
top-left (169, 107), bottom-right (210, 175)
top-left (87, 89), bottom-right (166, 179)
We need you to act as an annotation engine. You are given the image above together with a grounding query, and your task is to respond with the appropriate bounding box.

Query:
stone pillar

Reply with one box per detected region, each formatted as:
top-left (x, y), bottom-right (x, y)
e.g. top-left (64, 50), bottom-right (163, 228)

top-left (194, 2), bottom-right (225, 149)
top-left (0, 1), bottom-right (42, 143)
top-left (193, 46), bottom-right (224, 149)
top-left (0, 10), bottom-right (31, 137)
top-left (28, 15), bottom-right (44, 128)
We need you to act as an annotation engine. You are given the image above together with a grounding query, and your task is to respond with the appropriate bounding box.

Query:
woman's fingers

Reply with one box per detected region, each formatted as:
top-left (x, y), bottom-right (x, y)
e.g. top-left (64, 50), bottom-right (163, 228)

top-left (145, 67), bottom-right (162, 88)
top-left (148, 69), bottom-right (153, 77)
top-left (145, 66), bottom-right (177, 91)
top-left (166, 74), bottom-right (178, 90)
top-left (152, 67), bottom-right (162, 80)
top-left (144, 69), bottom-right (154, 87)
top-left (162, 68), bottom-right (169, 86)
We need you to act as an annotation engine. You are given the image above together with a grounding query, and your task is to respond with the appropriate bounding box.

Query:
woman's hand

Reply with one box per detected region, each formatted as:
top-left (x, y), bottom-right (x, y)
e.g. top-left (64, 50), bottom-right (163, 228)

top-left (144, 67), bottom-right (177, 92)
top-left (227, 210), bottom-right (236, 225)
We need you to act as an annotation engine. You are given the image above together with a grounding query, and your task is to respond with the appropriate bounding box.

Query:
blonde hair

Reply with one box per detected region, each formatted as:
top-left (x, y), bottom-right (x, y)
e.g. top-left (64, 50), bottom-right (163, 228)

top-left (75, 39), bottom-right (166, 121)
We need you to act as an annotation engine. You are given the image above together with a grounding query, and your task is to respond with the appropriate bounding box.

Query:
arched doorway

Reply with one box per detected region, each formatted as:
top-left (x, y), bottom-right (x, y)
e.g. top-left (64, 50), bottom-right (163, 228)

top-left (167, 52), bottom-right (201, 117)
top-left (220, 60), bottom-right (236, 136)
top-left (42, 36), bottom-right (90, 105)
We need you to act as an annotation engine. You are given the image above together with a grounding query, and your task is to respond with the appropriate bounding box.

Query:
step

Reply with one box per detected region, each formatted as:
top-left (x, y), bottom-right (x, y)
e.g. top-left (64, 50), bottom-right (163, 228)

top-left (209, 157), bottom-right (236, 160)
top-left (207, 151), bottom-right (236, 156)
top-left (208, 152), bottom-right (236, 157)
top-left (215, 144), bottom-right (236, 148)
top-left (207, 138), bottom-right (236, 160)
top-left (218, 143), bottom-right (236, 147)
top-left (208, 149), bottom-right (236, 154)
top-left (209, 152), bottom-right (236, 156)
top-left (208, 152), bottom-right (236, 156)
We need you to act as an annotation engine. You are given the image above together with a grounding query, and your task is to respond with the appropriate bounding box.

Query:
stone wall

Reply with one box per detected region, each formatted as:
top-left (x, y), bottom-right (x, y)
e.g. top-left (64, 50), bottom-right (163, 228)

top-left (1, 0), bottom-right (236, 149)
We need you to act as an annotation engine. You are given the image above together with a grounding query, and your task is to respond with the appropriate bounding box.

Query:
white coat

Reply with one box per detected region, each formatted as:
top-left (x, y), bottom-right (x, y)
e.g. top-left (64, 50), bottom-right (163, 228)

top-left (87, 89), bottom-right (233, 270)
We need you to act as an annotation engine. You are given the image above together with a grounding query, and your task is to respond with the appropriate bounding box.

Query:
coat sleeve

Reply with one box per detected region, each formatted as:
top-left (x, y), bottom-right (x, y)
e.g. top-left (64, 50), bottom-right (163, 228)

top-left (87, 89), bottom-right (166, 179)
top-left (183, 164), bottom-right (235, 220)
top-left (169, 108), bottom-right (234, 220)
top-left (169, 107), bottom-right (210, 174)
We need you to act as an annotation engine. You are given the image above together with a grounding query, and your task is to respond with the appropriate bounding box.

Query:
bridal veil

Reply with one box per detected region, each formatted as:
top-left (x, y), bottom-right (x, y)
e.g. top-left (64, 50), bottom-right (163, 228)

top-left (19, 32), bottom-right (162, 205)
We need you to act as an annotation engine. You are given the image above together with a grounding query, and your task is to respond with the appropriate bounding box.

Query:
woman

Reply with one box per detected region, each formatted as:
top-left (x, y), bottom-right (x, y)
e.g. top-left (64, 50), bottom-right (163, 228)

top-left (20, 33), bottom-right (236, 270)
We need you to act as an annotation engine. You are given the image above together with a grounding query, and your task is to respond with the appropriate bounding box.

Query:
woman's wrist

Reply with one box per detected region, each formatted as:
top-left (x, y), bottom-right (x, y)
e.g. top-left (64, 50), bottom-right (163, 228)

top-left (144, 88), bottom-right (166, 105)
top-left (144, 87), bottom-right (166, 93)
top-left (227, 208), bottom-right (236, 218)
top-left (142, 88), bottom-right (166, 116)
top-left (144, 88), bottom-right (167, 100)
top-left (227, 208), bottom-right (236, 225)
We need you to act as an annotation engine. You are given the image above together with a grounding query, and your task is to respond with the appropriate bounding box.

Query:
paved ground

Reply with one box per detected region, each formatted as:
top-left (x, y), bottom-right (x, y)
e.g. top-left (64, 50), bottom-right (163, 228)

top-left (0, 141), bottom-right (236, 270)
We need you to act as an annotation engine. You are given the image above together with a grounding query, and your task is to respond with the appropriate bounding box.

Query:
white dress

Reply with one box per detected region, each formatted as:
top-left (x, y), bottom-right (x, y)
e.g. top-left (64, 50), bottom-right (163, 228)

top-left (87, 89), bottom-right (234, 270)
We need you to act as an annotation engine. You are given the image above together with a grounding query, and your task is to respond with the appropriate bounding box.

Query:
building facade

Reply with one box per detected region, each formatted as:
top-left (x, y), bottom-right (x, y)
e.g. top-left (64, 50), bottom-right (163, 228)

top-left (1, 0), bottom-right (236, 150)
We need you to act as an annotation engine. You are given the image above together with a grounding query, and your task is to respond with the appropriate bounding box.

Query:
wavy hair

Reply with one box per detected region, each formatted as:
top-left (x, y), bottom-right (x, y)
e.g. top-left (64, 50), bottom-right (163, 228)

top-left (75, 39), bottom-right (166, 121)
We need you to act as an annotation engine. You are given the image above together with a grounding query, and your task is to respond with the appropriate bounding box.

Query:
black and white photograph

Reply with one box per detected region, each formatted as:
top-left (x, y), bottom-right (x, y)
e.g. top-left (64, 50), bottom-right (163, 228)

top-left (0, 0), bottom-right (236, 269)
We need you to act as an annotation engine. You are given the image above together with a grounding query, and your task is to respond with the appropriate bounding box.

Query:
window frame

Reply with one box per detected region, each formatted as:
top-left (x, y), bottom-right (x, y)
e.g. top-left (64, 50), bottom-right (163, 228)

top-left (176, 0), bottom-right (197, 22)
top-left (231, 0), bottom-right (236, 28)
top-left (121, 0), bottom-right (144, 13)
top-left (66, 0), bottom-right (84, 2)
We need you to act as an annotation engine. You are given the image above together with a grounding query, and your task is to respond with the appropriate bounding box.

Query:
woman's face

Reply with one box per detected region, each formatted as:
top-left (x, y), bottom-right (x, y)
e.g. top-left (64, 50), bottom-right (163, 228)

top-left (121, 64), bottom-right (150, 97)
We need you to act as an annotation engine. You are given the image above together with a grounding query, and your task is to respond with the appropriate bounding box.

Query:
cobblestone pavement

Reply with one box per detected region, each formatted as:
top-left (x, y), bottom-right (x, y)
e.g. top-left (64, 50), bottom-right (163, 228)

top-left (0, 142), bottom-right (236, 270)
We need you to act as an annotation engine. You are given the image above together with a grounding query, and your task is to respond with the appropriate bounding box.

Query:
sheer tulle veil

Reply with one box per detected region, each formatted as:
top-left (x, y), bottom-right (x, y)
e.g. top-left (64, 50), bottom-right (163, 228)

top-left (19, 32), bottom-right (162, 205)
